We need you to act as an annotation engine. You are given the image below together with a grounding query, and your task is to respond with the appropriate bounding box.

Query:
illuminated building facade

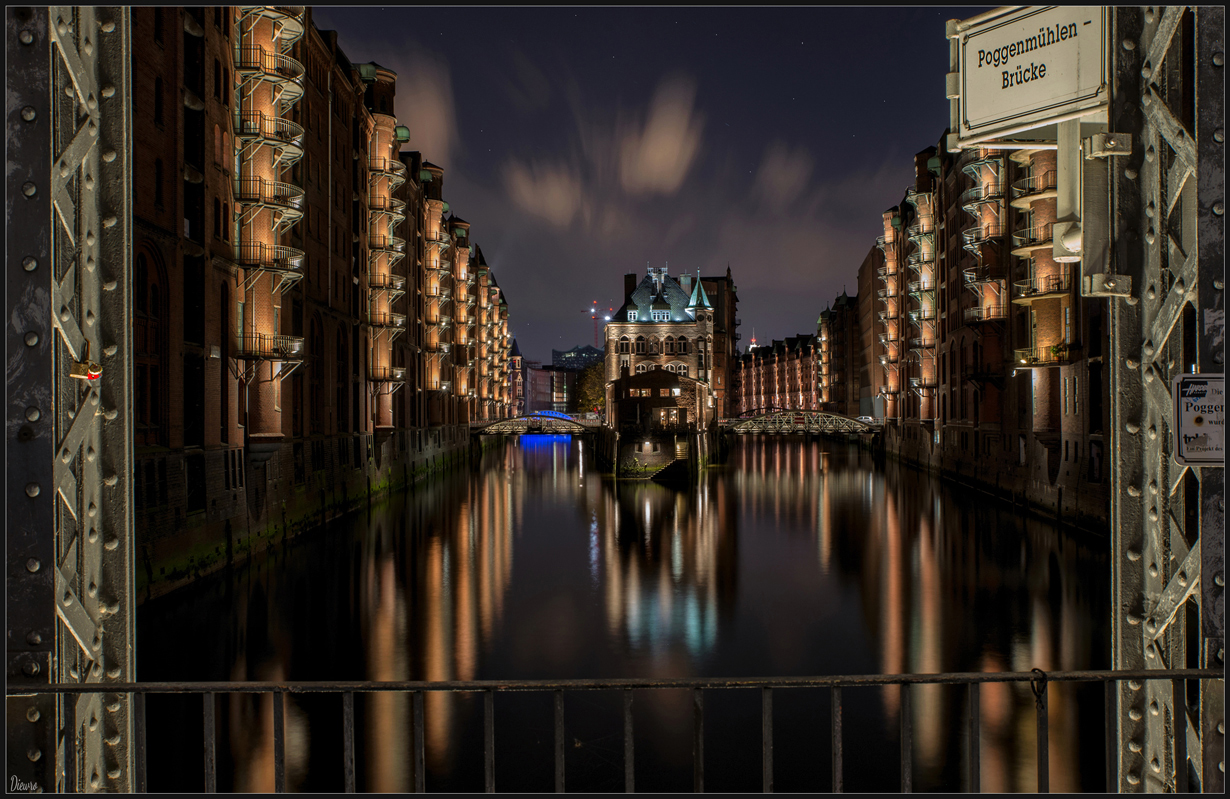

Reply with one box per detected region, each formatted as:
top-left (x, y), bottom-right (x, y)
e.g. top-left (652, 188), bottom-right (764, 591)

top-left (733, 335), bottom-right (819, 414)
top-left (130, 7), bottom-right (514, 598)
top-left (604, 265), bottom-right (740, 419)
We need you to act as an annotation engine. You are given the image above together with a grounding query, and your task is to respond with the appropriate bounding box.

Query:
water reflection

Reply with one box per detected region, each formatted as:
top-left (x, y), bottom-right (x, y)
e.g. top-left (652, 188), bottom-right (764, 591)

top-left (140, 436), bottom-right (1107, 793)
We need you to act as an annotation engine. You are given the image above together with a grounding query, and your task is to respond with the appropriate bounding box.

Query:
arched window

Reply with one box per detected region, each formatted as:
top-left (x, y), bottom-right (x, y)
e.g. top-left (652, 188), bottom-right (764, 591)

top-left (665, 336), bottom-right (675, 354)
top-left (649, 338), bottom-right (659, 354)
top-left (677, 337), bottom-right (688, 354)
top-left (213, 197), bottom-right (222, 238)
top-left (635, 336), bottom-right (645, 354)
top-left (134, 251), bottom-right (167, 447)
top-left (221, 203), bottom-right (229, 241)
top-left (618, 336), bottom-right (630, 354)
top-left (214, 59), bottom-right (222, 100)
top-left (636, 364), bottom-right (646, 374)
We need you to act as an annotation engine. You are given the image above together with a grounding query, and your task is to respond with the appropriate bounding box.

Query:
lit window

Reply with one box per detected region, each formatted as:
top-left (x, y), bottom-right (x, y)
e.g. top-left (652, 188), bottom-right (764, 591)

top-left (628, 311), bottom-right (636, 322)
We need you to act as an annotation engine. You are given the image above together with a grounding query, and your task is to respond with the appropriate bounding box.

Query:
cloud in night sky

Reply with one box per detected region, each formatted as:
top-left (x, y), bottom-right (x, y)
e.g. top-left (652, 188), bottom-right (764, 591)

top-left (618, 76), bottom-right (705, 196)
top-left (502, 160), bottom-right (586, 227)
top-left (396, 52), bottom-right (460, 169)
top-left (752, 142), bottom-right (815, 213)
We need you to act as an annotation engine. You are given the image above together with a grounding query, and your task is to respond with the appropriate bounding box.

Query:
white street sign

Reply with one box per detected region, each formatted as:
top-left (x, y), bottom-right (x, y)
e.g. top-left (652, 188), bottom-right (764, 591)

top-left (953, 6), bottom-right (1109, 145)
top-left (1172, 374), bottom-right (1225, 467)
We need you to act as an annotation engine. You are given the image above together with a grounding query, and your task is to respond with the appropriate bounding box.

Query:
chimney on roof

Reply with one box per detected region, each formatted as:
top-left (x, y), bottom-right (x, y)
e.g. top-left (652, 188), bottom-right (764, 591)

top-left (680, 273), bottom-right (692, 294)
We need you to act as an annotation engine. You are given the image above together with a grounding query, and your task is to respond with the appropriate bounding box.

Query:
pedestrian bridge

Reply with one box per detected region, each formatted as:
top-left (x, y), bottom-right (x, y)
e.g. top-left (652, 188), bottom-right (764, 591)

top-left (720, 408), bottom-right (877, 435)
top-left (472, 413), bottom-right (600, 435)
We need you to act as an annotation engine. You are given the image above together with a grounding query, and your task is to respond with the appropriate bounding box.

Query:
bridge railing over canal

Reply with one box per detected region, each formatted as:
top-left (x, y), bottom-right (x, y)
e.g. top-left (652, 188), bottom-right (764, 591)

top-left (10, 667), bottom-right (1219, 793)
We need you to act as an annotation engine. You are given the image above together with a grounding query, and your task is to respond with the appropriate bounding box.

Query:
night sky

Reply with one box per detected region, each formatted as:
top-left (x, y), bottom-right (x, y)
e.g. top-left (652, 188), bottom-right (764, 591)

top-left (314, 6), bottom-right (991, 361)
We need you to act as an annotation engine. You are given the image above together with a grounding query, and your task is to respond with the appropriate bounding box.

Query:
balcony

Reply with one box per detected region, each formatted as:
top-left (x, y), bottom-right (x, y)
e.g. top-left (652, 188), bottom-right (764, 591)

top-left (239, 7), bottom-right (306, 50)
top-left (369, 311), bottom-right (407, 329)
top-left (368, 272), bottom-right (406, 294)
top-left (369, 365), bottom-right (407, 383)
top-left (959, 182), bottom-right (1005, 214)
top-left (234, 176), bottom-right (304, 227)
top-left (368, 194), bottom-right (407, 222)
top-left (877, 263), bottom-right (898, 279)
top-left (908, 309), bottom-right (936, 324)
top-left (233, 46), bottom-right (304, 107)
top-left (907, 279), bottom-right (935, 296)
top-left (368, 157), bottom-right (408, 189)
top-left (960, 152), bottom-right (1002, 179)
top-left (877, 287), bottom-right (897, 299)
top-left (235, 332), bottom-right (304, 360)
top-left (1014, 346), bottom-right (1072, 368)
top-left (910, 376), bottom-right (938, 392)
top-left (427, 232), bottom-right (452, 252)
top-left (905, 251), bottom-right (935, 270)
top-left (233, 111), bottom-right (304, 166)
top-left (909, 337), bottom-right (936, 350)
top-left (368, 233), bottom-right (407, 254)
top-left (1010, 223), bottom-right (1053, 255)
top-left (1013, 272), bottom-right (1071, 303)
top-left (962, 263), bottom-right (1003, 286)
top-left (234, 241), bottom-right (304, 276)
top-left (1009, 171), bottom-right (1058, 208)
top-left (875, 234), bottom-right (893, 254)
top-left (963, 304), bottom-right (1007, 323)
top-left (961, 224), bottom-right (1005, 250)
top-left (878, 385), bottom-right (899, 396)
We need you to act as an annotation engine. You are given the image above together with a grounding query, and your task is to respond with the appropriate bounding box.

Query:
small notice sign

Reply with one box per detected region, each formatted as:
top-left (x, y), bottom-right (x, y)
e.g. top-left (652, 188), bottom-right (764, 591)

top-left (1172, 374), bottom-right (1225, 467)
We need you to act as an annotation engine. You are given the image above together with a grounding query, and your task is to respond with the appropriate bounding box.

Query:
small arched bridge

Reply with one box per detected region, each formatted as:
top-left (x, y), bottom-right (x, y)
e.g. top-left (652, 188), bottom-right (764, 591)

top-left (472, 414), bottom-right (599, 436)
top-left (720, 408), bottom-right (878, 435)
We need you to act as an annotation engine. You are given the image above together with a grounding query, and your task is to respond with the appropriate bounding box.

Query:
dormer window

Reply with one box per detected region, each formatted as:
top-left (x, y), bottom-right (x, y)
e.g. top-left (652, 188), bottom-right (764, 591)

top-left (652, 310), bottom-right (669, 322)
top-left (627, 311), bottom-right (637, 322)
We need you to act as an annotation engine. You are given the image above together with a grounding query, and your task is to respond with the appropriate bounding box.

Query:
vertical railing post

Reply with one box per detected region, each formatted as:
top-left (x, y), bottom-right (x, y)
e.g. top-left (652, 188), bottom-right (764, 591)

top-left (484, 690), bottom-right (495, 793)
top-left (693, 688), bottom-right (704, 793)
top-left (900, 683), bottom-right (912, 793)
top-left (762, 687), bottom-right (773, 793)
top-left (967, 682), bottom-right (980, 793)
top-left (623, 690), bottom-right (634, 794)
top-left (343, 692), bottom-right (355, 793)
top-left (273, 690), bottom-right (286, 793)
top-left (413, 691), bottom-right (425, 793)
top-left (554, 690), bottom-right (565, 793)
top-left (831, 686), bottom-right (842, 793)
top-left (203, 692), bottom-right (217, 793)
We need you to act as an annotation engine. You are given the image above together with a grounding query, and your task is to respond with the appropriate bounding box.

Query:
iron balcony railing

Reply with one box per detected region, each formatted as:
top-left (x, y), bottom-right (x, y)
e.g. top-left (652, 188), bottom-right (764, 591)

top-left (233, 45), bottom-right (305, 105)
top-left (960, 224), bottom-right (1005, 248)
top-left (1011, 223), bottom-right (1054, 250)
top-left (368, 272), bottom-right (406, 293)
top-left (234, 332), bottom-right (304, 360)
top-left (233, 111), bottom-right (305, 164)
top-left (877, 263), bottom-right (898, 279)
top-left (368, 156), bottom-right (408, 182)
top-left (1015, 273), bottom-right (1072, 299)
top-left (960, 152), bottom-right (1002, 178)
top-left (963, 304), bottom-right (1007, 323)
top-left (904, 187), bottom-right (933, 208)
top-left (368, 233), bottom-right (407, 254)
top-left (1015, 346), bottom-right (1072, 367)
top-left (910, 376), bottom-right (938, 389)
top-left (907, 279), bottom-right (935, 295)
top-left (233, 241), bottom-right (304, 274)
top-left (908, 309), bottom-right (936, 324)
top-left (909, 337), bottom-right (936, 350)
top-left (877, 287), bottom-right (896, 299)
top-left (879, 385), bottom-right (899, 395)
top-left (960, 182), bottom-right (1005, 211)
top-left (240, 7), bottom-right (306, 51)
top-left (369, 311), bottom-right (407, 329)
top-left (234, 176), bottom-right (305, 215)
top-left (905, 251), bottom-right (934, 269)
top-left (369, 365), bottom-right (407, 382)
top-left (961, 264), bottom-right (1002, 286)
top-left (1011, 170), bottom-right (1058, 200)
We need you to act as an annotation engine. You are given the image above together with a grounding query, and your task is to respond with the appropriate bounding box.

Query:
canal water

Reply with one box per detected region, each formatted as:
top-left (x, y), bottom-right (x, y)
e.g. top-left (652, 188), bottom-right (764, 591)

top-left (139, 435), bottom-right (1110, 793)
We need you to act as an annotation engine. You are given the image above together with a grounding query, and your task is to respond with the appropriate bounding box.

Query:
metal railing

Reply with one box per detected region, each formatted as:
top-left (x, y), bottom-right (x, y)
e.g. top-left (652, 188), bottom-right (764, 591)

top-left (1015, 273), bottom-right (1072, 298)
top-left (368, 156), bottom-right (408, 181)
top-left (233, 111), bottom-right (304, 157)
top-left (16, 669), bottom-right (1199, 793)
top-left (369, 366), bottom-right (406, 382)
top-left (959, 182), bottom-right (1005, 209)
top-left (960, 224), bottom-right (1005, 247)
top-left (233, 241), bottom-right (304, 273)
top-left (1011, 170), bottom-right (1058, 199)
top-left (369, 312), bottom-right (407, 329)
top-left (368, 272), bottom-right (406, 293)
top-left (368, 234), bottom-right (407, 253)
top-left (1011, 223), bottom-right (1054, 250)
top-left (234, 332), bottom-right (303, 360)
top-left (234, 176), bottom-right (304, 213)
top-left (233, 45), bottom-right (304, 84)
top-left (906, 279), bottom-right (935, 295)
top-left (1015, 346), bottom-right (1071, 367)
top-left (963, 304), bottom-right (1007, 323)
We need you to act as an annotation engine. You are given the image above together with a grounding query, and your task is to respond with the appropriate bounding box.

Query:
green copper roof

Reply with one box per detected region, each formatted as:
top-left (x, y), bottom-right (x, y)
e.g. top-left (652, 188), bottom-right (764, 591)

top-left (686, 276), bottom-right (712, 310)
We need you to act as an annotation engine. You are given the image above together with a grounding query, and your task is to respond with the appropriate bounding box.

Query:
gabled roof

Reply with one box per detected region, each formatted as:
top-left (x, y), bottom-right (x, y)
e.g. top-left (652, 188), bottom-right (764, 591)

top-left (686, 275), bottom-right (712, 310)
top-left (615, 271), bottom-right (693, 322)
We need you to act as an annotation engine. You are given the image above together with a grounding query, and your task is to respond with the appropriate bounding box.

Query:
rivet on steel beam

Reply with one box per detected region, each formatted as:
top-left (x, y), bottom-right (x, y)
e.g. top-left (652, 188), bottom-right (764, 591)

top-left (1148, 480), bottom-right (1158, 494)
top-left (105, 734), bottom-right (121, 747)
top-left (21, 106), bottom-right (36, 122)
top-left (1216, 130), bottom-right (1226, 144)
top-left (85, 174), bottom-right (95, 191)
top-left (1215, 202), bottom-right (1225, 217)
top-left (1125, 358), bottom-right (1139, 370)
top-left (25, 483), bottom-right (40, 498)
top-left (26, 631), bottom-right (42, 645)
top-left (100, 20), bottom-right (115, 33)
top-left (86, 310), bottom-right (96, 326)
top-left (88, 502), bottom-right (98, 518)
top-left (26, 558), bottom-right (40, 573)
top-left (103, 281), bottom-right (117, 292)
top-left (25, 405), bottom-right (40, 422)
top-left (86, 231), bottom-right (95, 246)
top-left (87, 527), bottom-right (98, 544)
top-left (1143, 342), bottom-right (1154, 357)
top-left (1215, 279), bottom-right (1226, 290)
top-left (1216, 575), bottom-right (1226, 587)
top-left (107, 666), bottom-right (121, 679)
top-left (27, 748), bottom-right (41, 762)
top-left (103, 149), bottom-right (117, 163)
top-left (1146, 617), bottom-right (1158, 633)
top-left (1148, 426), bottom-right (1157, 440)
top-left (1146, 644), bottom-right (1156, 658)
top-left (1150, 700), bottom-right (1159, 715)
top-left (1126, 422), bottom-right (1141, 434)
top-left (1141, 62), bottom-right (1152, 78)
top-left (1214, 52), bottom-right (1225, 67)
top-left (104, 536), bottom-right (119, 551)
top-left (1149, 563), bottom-right (1159, 577)
top-left (23, 256), bottom-right (38, 272)
top-left (91, 662), bottom-right (102, 677)
top-left (1146, 229), bottom-right (1156, 244)
top-left (104, 474), bottom-right (118, 486)
top-left (69, 665), bottom-right (79, 679)
top-left (24, 332), bottom-right (39, 347)
top-left (1177, 572), bottom-right (1187, 586)
top-left (1123, 39), bottom-right (1136, 51)
top-left (1128, 740), bottom-right (1143, 752)
top-left (1150, 758), bottom-right (1161, 773)
top-left (1125, 168), bottom-right (1138, 180)
top-left (86, 446), bottom-right (96, 462)
top-left (1219, 721), bottom-right (1225, 734)
top-left (1128, 484), bottom-right (1142, 497)
top-left (22, 661), bottom-right (40, 677)
top-left (103, 215), bottom-right (117, 228)
top-left (1129, 709), bottom-right (1143, 721)
top-left (101, 85), bottom-right (115, 99)
top-left (22, 182), bottom-right (37, 197)
top-left (107, 699), bottom-right (121, 713)
top-left (1126, 773), bottom-right (1141, 785)
top-left (26, 708), bottom-right (40, 723)
top-left (1127, 610), bottom-right (1142, 623)
top-left (1146, 146), bottom-right (1156, 162)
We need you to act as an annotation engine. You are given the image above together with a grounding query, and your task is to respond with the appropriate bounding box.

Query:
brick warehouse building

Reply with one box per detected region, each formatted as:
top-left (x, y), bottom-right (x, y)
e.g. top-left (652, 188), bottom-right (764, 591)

top-left (130, 7), bottom-right (514, 600)
top-left (604, 265), bottom-right (741, 420)
top-left (871, 136), bottom-right (1110, 526)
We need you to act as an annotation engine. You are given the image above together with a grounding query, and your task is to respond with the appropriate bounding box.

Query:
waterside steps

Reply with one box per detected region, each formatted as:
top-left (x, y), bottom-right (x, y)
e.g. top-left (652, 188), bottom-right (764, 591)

top-left (650, 458), bottom-right (691, 485)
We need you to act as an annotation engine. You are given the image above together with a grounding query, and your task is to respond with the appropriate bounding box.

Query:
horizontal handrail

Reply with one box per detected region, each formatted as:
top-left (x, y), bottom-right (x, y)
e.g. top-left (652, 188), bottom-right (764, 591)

top-left (234, 45), bottom-right (304, 83)
top-left (1012, 223), bottom-right (1054, 249)
top-left (234, 111), bottom-right (304, 150)
top-left (964, 304), bottom-right (1007, 322)
top-left (234, 176), bottom-right (304, 211)
top-left (233, 241), bottom-right (303, 272)
top-left (1011, 170), bottom-right (1058, 198)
